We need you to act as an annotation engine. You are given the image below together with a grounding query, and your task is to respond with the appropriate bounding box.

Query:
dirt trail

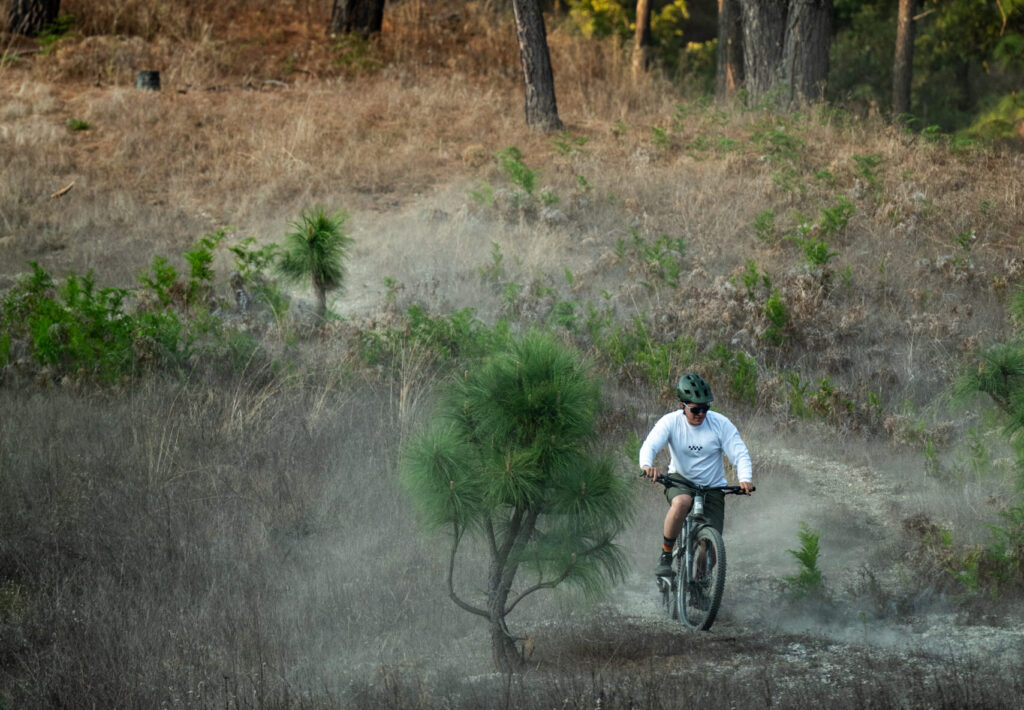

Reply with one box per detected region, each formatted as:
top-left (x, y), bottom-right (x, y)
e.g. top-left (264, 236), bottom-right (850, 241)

top-left (597, 441), bottom-right (1024, 685)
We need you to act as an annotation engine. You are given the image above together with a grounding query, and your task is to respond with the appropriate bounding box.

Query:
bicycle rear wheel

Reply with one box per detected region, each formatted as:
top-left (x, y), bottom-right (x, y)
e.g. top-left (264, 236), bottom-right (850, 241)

top-left (677, 525), bottom-right (726, 630)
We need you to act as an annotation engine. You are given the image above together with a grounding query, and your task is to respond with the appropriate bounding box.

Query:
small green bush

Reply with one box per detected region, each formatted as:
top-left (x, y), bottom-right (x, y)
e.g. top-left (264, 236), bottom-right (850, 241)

top-left (496, 146), bottom-right (538, 195)
top-left (1, 262), bottom-right (191, 381)
top-left (710, 344), bottom-right (758, 405)
top-left (784, 522), bottom-right (825, 599)
top-left (763, 289), bottom-right (789, 345)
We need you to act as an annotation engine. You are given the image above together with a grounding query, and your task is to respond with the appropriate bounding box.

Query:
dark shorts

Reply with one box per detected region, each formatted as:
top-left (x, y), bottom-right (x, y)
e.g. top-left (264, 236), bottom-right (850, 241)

top-left (664, 475), bottom-right (725, 534)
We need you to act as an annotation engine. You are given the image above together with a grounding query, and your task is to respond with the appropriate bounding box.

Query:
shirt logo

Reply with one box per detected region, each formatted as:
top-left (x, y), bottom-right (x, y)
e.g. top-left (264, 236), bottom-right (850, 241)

top-left (688, 445), bottom-right (703, 452)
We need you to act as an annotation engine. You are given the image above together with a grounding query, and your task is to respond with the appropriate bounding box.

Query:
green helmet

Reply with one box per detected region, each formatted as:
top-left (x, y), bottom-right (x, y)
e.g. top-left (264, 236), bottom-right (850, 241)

top-left (676, 373), bottom-right (713, 404)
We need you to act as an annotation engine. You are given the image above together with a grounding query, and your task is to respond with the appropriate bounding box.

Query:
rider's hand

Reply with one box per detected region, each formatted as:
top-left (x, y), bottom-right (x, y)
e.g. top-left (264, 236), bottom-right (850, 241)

top-left (739, 480), bottom-right (754, 495)
top-left (642, 465), bottom-right (659, 481)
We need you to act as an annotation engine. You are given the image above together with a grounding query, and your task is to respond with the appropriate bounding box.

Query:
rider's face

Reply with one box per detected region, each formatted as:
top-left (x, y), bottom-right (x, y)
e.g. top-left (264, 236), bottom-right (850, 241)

top-left (680, 401), bottom-right (708, 426)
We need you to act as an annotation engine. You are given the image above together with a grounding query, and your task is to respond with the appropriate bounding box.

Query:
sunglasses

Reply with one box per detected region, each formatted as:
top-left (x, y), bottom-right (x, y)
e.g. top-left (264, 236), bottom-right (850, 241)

top-left (682, 403), bottom-right (710, 415)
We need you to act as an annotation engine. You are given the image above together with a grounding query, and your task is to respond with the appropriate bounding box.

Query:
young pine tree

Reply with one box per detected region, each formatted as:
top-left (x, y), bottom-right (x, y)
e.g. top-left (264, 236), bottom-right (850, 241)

top-left (277, 206), bottom-right (353, 320)
top-left (401, 331), bottom-right (633, 672)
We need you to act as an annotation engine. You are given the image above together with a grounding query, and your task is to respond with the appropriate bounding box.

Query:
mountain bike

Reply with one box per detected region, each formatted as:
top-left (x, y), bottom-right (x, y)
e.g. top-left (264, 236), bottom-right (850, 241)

top-left (649, 475), bottom-right (754, 630)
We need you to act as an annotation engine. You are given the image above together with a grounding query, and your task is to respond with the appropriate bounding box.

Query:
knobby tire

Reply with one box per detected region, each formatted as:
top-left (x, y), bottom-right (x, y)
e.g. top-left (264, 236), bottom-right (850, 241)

top-left (677, 525), bottom-right (726, 630)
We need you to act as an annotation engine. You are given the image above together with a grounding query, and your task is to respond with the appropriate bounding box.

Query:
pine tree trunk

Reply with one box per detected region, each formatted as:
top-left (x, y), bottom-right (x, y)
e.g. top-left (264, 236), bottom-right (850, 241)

top-left (892, 0), bottom-right (916, 118)
top-left (716, 0), bottom-right (744, 99)
top-left (738, 0), bottom-right (787, 99)
top-left (738, 0), bottom-right (831, 105)
top-left (632, 0), bottom-right (653, 81)
top-left (328, 0), bottom-right (385, 37)
top-left (511, 0), bottom-right (563, 132)
top-left (780, 0), bottom-right (832, 104)
top-left (8, 0), bottom-right (60, 37)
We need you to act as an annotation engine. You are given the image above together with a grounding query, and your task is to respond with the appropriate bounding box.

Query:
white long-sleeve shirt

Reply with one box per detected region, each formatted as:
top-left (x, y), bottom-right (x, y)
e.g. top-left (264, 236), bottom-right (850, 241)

top-left (638, 409), bottom-right (753, 487)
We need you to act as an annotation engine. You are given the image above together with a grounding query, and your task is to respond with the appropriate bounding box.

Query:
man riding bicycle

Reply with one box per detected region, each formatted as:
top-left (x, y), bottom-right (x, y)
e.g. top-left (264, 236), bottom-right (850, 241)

top-left (640, 373), bottom-right (754, 577)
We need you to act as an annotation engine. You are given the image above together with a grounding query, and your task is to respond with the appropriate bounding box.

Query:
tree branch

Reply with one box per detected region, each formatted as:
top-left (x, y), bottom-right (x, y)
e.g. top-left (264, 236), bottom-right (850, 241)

top-left (446, 490), bottom-right (489, 619)
top-left (503, 536), bottom-right (612, 615)
top-left (504, 554), bottom-right (575, 615)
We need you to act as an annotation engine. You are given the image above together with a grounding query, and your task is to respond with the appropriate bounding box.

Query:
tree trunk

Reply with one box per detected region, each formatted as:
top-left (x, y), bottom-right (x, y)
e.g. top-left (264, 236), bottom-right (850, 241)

top-left (892, 0), bottom-right (916, 118)
top-left (511, 0), bottom-right (563, 132)
top-left (739, 0), bottom-right (787, 99)
top-left (738, 0), bottom-right (831, 105)
top-left (328, 0), bottom-right (385, 37)
top-left (632, 0), bottom-right (653, 81)
top-left (716, 0), bottom-right (744, 99)
top-left (489, 609), bottom-right (521, 672)
top-left (8, 0), bottom-right (60, 37)
top-left (779, 0), bottom-right (832, 104)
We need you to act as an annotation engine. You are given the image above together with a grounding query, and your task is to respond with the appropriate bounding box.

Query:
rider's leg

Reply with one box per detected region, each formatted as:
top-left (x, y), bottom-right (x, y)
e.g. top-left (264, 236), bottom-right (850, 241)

top-left (664, 493), bottom-right (692, 540)
top-left (656, 494), bottom-right (692, 575)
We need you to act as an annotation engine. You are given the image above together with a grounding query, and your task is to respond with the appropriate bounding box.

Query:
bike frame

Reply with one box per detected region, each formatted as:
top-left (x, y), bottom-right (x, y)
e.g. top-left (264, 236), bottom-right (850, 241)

top-left (647, 473), bottom-right (753, 629)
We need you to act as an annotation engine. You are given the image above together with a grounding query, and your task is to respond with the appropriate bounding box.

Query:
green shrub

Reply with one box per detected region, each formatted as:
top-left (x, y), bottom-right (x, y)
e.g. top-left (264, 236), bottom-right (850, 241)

top-left (599, 316), bottom-right (696, 390)
top-left (819, 196), bottom-right (855, 237)
top-left (1, 262), bottom-right (192, 381)
top-left (763, 289), bottom-right (789, 345)
top-left (753, 209), bottom-right (777, 244)
top-left (784, 522), bottom-right (825, 599)
top-left (629, 230), bottom-right (687, 289)
top-left (358, 305), bottom-right (510, 370)
top-left (496, 146), bottom-right (538, 195)
top-left (710, 344), bottom-right (758, 405)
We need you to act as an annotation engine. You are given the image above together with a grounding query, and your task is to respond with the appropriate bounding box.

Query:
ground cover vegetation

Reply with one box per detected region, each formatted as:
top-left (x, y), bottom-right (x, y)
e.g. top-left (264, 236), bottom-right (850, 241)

top-left (2, 0), bottom-right (1024, 707)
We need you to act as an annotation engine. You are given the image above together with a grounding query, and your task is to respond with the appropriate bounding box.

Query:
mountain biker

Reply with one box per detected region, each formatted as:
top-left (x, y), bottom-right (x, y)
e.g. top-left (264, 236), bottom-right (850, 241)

top-left (639, 373), bottom-right (754, 577)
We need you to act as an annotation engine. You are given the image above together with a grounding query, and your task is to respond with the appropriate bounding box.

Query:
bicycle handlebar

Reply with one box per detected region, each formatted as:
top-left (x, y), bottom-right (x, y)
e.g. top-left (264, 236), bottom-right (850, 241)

top-left (639, 471), bottom-right (755, 495)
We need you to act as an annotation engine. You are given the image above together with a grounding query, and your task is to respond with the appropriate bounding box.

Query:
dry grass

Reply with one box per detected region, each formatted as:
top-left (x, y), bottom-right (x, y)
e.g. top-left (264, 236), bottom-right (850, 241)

top-left (3, 1), bottom-right (1024, 707)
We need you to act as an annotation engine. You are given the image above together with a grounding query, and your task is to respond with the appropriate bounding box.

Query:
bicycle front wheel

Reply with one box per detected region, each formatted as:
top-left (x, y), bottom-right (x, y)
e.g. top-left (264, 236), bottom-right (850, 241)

top-left (677, 525), bottom-right (727, 630)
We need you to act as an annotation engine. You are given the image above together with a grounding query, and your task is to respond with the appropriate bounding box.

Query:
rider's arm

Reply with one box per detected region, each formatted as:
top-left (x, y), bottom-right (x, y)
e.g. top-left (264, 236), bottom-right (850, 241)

top-left (638, 414), bottom-right (674, 477)
top-left (720, 420), bottom-right (753, 484)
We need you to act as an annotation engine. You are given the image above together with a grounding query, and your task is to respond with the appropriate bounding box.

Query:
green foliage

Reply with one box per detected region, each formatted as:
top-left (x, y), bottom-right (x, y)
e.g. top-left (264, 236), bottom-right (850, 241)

top-left (66, 117), bottom-right (91, 131)
top-left (796, 235), bottom-right (840, 268)
top-left (467, 182), bottom-right (494, 207)
top-left (819, 196), bottom-right (856, 237)
top-left (784, 522), bottom-right (825, 599)
top-left (942, 505), bottom-right (1024, 596)
top-left (753, 209), bottom-right (777, 244)
top-left (749, 122), bottom-right (805, 164)
top-left (763, 289), bottom-right (789, 346)
top-left (852, 153), bottom-right (884, 194)
top-left (1, 264), bottom-right (132, 380)
top-left (968, 92), bottom-right (1024, 142)
top-left (496, 146), bottom-right (538, 195)
top-left (550, 131), bottom-right (589, 156)
top-left (650, 126), bottom-right (670, 149)
top-left (330, 34), bottom-right (382, 73)
top-left (358, 305), bottom-right (510, 371)
top-left (277, 206), bottom-right (354, 318)
top-left (599, 316), bottom-right (697, 390)
top-left (566, 0), bottom-right (695, 74)
top-left (785, 217), bottom-right (839, 269)
top-left (479, 242), bottom-right (507, 284)
top-left (137, 255), bottom-right (179, 308)
top-left (628, 230), bottom-right (687, 289)
top-left (228, 237), bottom-right (287, 317)
top-left (782, 371), bottom-right (811, 418)
top-left (829, 0), bottom-right (1024, 132)
top-left (709, 344), bottom-right (758, 405)
top-left (35, 14), bottom-right (77, 53)
top-left (400, 330), bottom-right (633, 612)
top-left (735, 258), bottom-right (771, 300)
top-left (183, 228), bottom-right (227, 306)
top-left (0, 257), bottom-right (229, 382)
